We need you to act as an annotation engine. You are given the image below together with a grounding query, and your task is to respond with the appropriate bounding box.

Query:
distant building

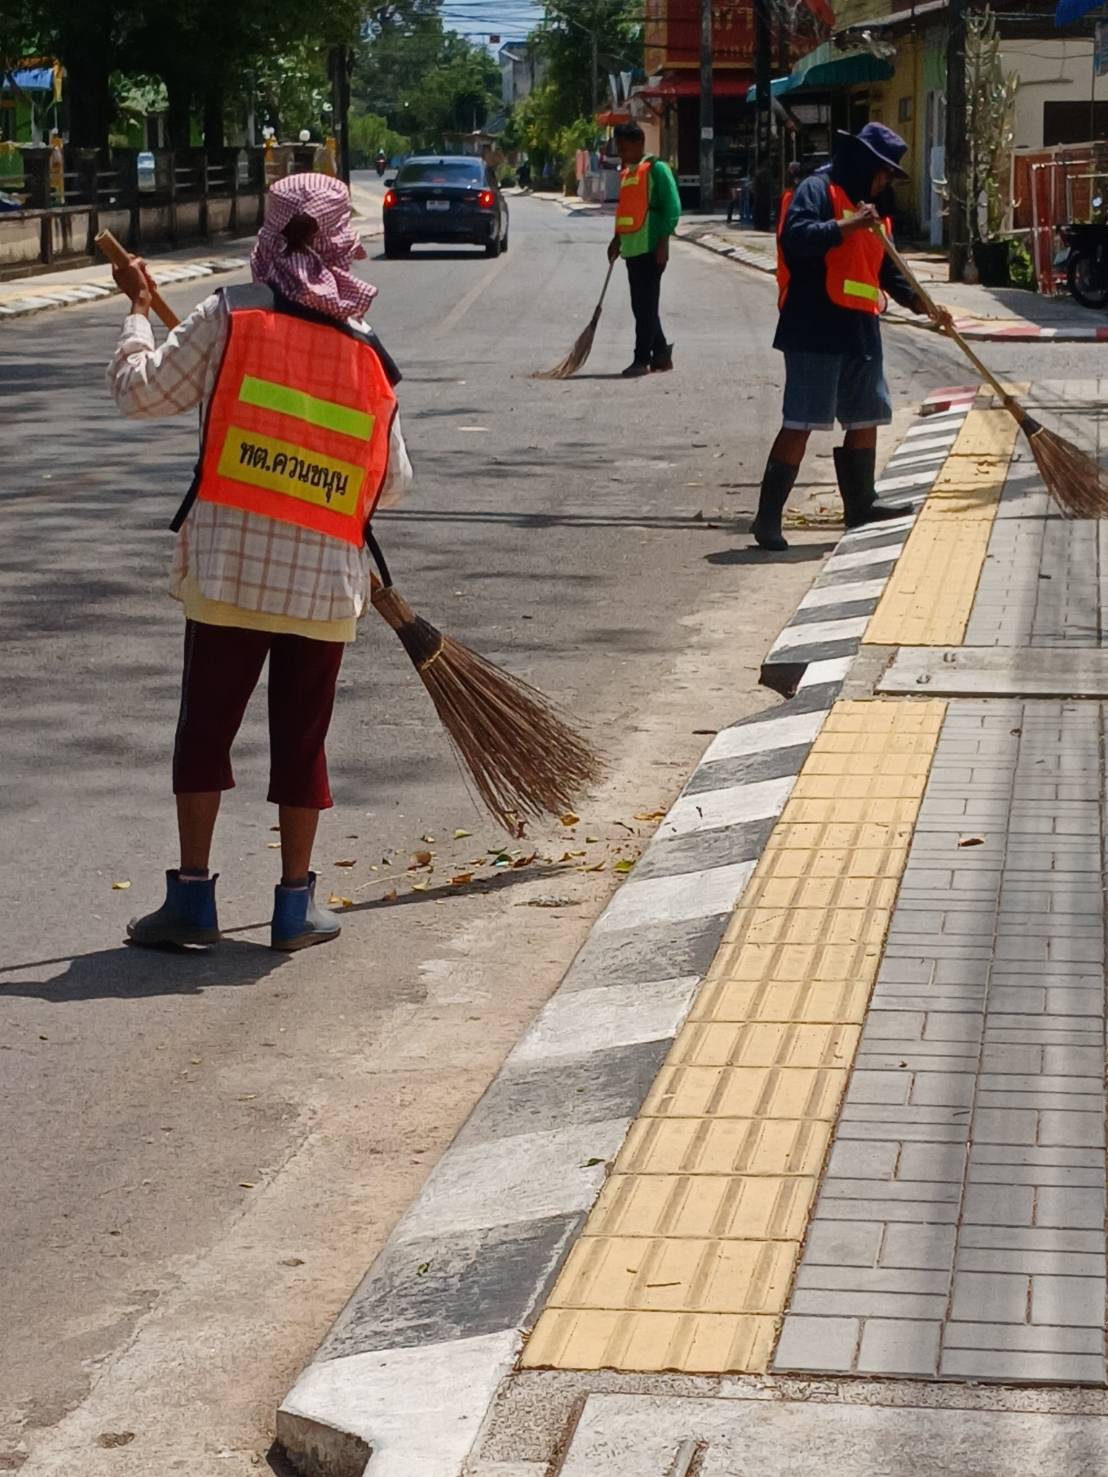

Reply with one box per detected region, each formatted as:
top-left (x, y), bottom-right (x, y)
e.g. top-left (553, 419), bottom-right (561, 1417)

top-left (498, 41), bottom-right (546, 107)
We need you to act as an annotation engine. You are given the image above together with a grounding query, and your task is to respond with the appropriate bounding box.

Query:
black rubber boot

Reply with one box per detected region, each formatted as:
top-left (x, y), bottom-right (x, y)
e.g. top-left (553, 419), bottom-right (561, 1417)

top-left (751, 459), bottom-right (798, 551)
top-left (835, 445), bottom-right (910, 529)
top-left (651, 342), bottom-right (674, 372)
top-left (621, 360), bottom-right (651, 378)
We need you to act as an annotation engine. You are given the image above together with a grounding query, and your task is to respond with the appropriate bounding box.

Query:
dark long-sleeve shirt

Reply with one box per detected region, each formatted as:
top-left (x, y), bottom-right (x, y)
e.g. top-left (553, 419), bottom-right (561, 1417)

top-left (773, 171), bottom-right (917, 358)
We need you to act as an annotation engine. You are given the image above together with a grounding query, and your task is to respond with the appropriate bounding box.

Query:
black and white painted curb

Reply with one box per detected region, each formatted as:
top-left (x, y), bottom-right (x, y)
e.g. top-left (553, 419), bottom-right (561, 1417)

top-left (0, 254), bottom-right (251, 321)
top-left (274, 388), bottom-right (978, 1477)
top-left (761, 385), bottom-right (978, 696)
top-left (0, 223), bottom-right (382, 324)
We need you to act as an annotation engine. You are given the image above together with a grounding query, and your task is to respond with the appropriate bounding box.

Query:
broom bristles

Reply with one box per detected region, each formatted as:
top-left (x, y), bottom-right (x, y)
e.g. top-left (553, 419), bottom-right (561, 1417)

top-left (371, 582), bottom-right (601, 830)
top-left (1026, 420), bottom-right (1108, 520)
top-left (533, 306), bottom-right (602, 380)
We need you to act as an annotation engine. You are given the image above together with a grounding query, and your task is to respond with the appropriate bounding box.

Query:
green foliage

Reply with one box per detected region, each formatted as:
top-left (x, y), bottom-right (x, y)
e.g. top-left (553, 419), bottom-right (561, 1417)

top-left (354, 0), bottom-right (500, 150)
top-left (533, 0), bottom-right (641, 127)
top-left (965, 7), bottom-right (1018, 243)
top-left (1008, 236), bottom-right (1036, 291)
top-left (348, 110), bottom-right (409, 165)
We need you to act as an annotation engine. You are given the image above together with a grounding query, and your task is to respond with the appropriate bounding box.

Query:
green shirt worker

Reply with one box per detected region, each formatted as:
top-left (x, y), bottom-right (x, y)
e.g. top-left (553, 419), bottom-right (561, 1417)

top-left (607, 122), bottom-right (682, 377)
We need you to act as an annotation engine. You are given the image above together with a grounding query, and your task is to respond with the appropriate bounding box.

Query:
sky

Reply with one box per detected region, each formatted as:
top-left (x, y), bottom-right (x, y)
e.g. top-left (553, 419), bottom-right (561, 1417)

top-left (440, 2), bottom-right (544, 45)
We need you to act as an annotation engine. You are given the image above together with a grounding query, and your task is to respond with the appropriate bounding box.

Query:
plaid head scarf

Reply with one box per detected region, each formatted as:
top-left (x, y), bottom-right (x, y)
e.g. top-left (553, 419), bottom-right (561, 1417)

top-left (251, 172), bottom-right (377, 321)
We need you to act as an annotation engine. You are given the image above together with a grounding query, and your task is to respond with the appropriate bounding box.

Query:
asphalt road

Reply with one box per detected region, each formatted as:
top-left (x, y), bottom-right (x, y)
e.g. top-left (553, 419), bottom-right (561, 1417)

top-left (1, 194), bottom-right (1098, 1475)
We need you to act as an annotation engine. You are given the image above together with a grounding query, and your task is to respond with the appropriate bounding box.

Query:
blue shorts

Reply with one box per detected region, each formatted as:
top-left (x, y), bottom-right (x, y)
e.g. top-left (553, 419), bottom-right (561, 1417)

top-left (781, 350), bottom-right (893, 431)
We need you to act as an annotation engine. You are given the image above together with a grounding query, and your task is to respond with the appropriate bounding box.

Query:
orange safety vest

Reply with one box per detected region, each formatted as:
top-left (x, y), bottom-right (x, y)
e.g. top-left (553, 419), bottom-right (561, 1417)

top-left (776, 180), bottom-right (891, 315)
top-left (192, 286), bottom-right (398, 547)
top-left (615, 157), bottom-right (654, 234)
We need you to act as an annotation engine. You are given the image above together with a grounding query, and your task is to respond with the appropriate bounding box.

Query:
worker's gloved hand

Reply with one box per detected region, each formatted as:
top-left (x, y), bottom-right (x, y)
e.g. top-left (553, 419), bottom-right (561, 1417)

top-left (840, 203), bottom-right (881, 235)
top-left (607, 236), bottom-right (620, 264)
top-left (112, 254), bottom-right (156, 315)
top-left (929, 303), bottom-right (956, 333)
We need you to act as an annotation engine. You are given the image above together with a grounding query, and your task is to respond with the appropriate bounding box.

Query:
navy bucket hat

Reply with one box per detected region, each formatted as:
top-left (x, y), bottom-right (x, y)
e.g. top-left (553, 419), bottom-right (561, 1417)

top-left (836, 122), bottom-right (910, 179)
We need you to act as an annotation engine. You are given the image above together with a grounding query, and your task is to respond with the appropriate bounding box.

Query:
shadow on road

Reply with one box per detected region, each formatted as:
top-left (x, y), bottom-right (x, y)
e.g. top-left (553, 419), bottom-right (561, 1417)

top-left (0, 936), bottom-right (286, 1002)
top-left (706, 540), bottom-right (837, 566)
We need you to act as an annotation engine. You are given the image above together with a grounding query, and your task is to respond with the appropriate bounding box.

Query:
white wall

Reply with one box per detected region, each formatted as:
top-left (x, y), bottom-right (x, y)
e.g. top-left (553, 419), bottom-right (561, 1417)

top-left (1003, 37), bottom-right (1104, 149)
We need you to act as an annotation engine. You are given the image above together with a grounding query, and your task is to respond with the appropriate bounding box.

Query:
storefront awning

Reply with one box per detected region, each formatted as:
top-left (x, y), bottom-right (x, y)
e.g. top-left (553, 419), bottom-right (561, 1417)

top-left (747, 44), bottom-right (894, 101)
top-left (639, 76), bottom-right (751, 100)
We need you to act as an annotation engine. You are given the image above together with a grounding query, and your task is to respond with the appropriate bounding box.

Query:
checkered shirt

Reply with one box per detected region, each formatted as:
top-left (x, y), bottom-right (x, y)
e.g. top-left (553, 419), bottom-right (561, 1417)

top-left (107, 293), bottom-right (412, 625)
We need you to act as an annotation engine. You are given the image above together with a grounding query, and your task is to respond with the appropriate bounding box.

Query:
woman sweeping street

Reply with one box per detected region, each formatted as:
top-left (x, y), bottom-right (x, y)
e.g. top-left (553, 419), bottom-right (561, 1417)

top-left (107, 173), bottom-right (412, 952)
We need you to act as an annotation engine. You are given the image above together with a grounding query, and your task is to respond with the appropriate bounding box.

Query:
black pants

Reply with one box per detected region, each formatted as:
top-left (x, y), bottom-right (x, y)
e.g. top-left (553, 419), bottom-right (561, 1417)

top-left (625, 253), bottom-right (668, 365)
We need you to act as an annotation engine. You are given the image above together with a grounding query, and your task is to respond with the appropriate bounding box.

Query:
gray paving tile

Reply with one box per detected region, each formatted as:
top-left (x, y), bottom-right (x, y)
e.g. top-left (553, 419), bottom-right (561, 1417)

top-left (772, 1315), bottom-right (859, 1373)
top-left (856, 1319), bottom-right (941, 1376)
top-left (1030, 1275), bottom-right (1106, 1327)
top-left (801, 1221), bottom-right (882, 1268)
top-left (879, 1223), bottom-right (958, 1272)
top-left (943, 1320), bottom-right (1103, 1355)
top-left (950, 1271), bottom-right (1029, 1324)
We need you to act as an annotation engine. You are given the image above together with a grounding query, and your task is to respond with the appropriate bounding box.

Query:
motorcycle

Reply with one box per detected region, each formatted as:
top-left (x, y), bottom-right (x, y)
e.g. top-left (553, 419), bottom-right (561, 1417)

top-left (375, 155), bottom-right (387, 178)
top-left (1062, 201), bottom-right (1108, 309)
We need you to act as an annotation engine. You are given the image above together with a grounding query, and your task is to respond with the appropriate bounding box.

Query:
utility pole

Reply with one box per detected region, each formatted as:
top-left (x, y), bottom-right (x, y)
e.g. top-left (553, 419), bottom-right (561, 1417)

top-left (753, 0), bottom-right (773, 230)
top-left (699, 0), bottom-right (714, 211)
top-left (592, 27), bottom-right (599, 118)
top-left (945, 0), bottom-right (968, 280)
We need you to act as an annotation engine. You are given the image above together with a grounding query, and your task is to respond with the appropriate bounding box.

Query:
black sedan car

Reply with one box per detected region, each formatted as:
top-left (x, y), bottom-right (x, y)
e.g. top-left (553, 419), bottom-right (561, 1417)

top-left (382, 156), bottom-right (509, 259)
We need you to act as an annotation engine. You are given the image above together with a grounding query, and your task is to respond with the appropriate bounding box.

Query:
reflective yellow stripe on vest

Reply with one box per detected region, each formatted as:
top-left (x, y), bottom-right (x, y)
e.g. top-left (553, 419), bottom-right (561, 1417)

top-left (239, 375), bottom-right (376, 441)
top-left (842, 278), bottom-right (881, 304)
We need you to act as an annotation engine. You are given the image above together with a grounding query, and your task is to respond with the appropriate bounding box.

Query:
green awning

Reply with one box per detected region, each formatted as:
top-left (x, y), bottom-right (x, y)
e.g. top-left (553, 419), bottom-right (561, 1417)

top-left (747, 44), bottom-right (895, 101)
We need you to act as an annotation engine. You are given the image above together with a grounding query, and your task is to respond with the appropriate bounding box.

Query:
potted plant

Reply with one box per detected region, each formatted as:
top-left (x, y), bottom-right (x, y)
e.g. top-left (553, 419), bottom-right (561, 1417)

top-left (967, 9), bottom-right (1019, 286)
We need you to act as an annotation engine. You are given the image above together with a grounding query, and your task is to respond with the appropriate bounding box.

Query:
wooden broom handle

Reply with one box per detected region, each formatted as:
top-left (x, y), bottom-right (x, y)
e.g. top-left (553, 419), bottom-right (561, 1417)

top-left (95, 229), bottom-right (180, 329)
top-left (871, 224), bottom-right (1021, 414)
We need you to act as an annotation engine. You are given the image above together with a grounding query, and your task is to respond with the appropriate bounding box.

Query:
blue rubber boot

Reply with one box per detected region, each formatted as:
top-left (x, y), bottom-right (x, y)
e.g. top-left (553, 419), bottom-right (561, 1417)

top-left (127, 870), bottom-right (220, 947)
top-left (271, 872), bottom-right (341, 952)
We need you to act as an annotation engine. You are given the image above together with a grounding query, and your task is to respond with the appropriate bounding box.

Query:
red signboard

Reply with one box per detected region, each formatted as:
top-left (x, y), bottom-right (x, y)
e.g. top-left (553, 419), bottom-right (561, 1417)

top-left (645, 0), bottom-right (756, 71)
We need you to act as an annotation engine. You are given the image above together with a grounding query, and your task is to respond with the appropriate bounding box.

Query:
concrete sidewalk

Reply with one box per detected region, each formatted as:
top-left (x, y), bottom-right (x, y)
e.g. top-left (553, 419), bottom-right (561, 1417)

top-left (0, 182), bottom-right (383, 323)
top-left (677, 218), bottom-right (1108, 344)
top-left (461, 377), bottom-right (1108, 1475)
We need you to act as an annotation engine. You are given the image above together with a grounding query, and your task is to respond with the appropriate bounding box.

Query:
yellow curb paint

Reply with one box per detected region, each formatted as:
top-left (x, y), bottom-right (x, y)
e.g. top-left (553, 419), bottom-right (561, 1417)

top-left (521, 699), bottom-right (945, 1375)
top-left (865, 404), bottom-right (1019, 647)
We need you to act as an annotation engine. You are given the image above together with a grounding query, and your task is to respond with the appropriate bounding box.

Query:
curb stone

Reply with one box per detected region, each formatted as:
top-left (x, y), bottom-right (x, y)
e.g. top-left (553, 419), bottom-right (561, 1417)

top-left (0, 227), bottom-right (382, 324)
top-left (273, 389), bottom-right (977, 1477)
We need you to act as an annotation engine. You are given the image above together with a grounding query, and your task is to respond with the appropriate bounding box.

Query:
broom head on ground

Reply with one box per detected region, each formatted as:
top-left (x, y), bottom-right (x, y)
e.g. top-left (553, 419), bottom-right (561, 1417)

top-left (370, 575), bottom-right (602, 830)
top-left (94, 227), bottom-right (604, 833)
top-left (873, 223), bottom-right (1108, 519)
top-left (533, 259), bottom-right (615, 380)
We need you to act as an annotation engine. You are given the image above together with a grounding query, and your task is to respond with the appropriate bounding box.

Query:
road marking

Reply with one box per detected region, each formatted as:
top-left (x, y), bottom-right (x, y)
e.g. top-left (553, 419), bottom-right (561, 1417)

top-left (438, 253), bottom-right (509, 332)
top-left (521, 699), bottom-right (944, 1375)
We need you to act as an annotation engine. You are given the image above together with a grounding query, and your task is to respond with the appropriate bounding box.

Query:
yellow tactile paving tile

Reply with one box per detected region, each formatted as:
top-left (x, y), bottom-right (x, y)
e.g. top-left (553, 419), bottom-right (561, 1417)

top-left (523, 1308), bottom-right (778, 1374)
top-left (615, 1116), bottom-right (832, 1178)
top-left (521, 700), bottom-right (945, 1375)
top-left (866, 406), bottom-right (1020, 646)
top-left (589, 1173), bottom-right (814, 1240)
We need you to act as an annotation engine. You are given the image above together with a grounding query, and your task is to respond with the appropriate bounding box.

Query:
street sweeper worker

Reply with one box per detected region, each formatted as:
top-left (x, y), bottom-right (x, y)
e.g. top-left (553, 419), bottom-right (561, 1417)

top-left (606, 121), bottom-right (682, 377)
top-left (751, 123), bottom-right (953, 551)
top-left (106, 172), bottom-right (412, 952)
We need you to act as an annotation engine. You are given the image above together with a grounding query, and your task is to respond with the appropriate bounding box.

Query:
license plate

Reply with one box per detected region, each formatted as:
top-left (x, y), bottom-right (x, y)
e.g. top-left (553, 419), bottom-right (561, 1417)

top-left (426, 200), bottom-right (450, 211)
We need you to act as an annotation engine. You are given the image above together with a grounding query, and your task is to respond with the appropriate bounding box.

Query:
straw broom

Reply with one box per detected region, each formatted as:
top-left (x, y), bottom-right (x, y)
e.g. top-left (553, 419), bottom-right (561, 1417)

top-left (533, 260), bottom-right (615, 379)
top-left (876, 227), bottom-right (1108, 518)
top-left (95, 229), bottom-right (603, 831)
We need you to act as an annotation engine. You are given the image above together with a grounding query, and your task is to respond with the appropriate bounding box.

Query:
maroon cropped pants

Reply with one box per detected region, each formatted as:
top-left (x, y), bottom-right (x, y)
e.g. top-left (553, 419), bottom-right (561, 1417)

top-left (172, 620), bottom-right (344, 809)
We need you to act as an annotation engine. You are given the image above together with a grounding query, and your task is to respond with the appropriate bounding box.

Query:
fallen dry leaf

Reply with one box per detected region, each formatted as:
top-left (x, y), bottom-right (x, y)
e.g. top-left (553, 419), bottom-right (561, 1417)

top-left (333, 858), bottom-right (357, 868)
top-left (585, 834), bottom-right (600, 844)
top-left (240, 1181), bottom-right (256, 1189)
top-left (633, 809), bottom-right (666, 822)
top-left (453, 828), bottom-right (472, 840)
top-left (449, 872), bottom-right (474, 886)
top-left (410, 881), bottom-right (430, 893)
top-left (410, 849), bottom-right (433, 868)
top-left (511, 852), bottom-right (538, 869)
top-left (267, 842), bottom-right (281, 849)
top-left (420, 833), bottom-right (435, 844)
top-left (112, 880), bottom-right (131, 890)
top-left (958, 836), bottom-right (985, 848)
top-left (560, 812), bottom-right (580, 827)
top-left (383, 888), bottom-right (398, 903)
top-left (613, 858), bottom-right (635, 874)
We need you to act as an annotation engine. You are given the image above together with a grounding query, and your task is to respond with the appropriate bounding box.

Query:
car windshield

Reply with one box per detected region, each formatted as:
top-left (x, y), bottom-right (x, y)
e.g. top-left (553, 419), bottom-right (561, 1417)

top-left (396, 162), bottom-right (485, 186)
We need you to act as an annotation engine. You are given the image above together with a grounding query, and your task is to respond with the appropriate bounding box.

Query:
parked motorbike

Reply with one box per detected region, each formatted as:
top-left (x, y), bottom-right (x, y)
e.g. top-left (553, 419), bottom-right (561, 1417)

top-left (1062, 203), bottom-right (1108, 309)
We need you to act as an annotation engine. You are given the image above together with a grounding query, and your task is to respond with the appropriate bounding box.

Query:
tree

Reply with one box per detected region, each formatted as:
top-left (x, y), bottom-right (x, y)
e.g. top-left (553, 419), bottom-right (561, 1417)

top-left (353, 0), bottom-right (500, 150)
top-left (532, 0), bottom-right (641, 125)
top-left (964, 7), bottom-right (1018, 244)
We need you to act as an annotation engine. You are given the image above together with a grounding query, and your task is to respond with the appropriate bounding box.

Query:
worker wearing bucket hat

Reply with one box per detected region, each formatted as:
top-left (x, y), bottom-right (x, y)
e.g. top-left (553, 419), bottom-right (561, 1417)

top-left (106, 174), bottom-right (412, 951)
top-left (751, 123), bottom-right (952, 551)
